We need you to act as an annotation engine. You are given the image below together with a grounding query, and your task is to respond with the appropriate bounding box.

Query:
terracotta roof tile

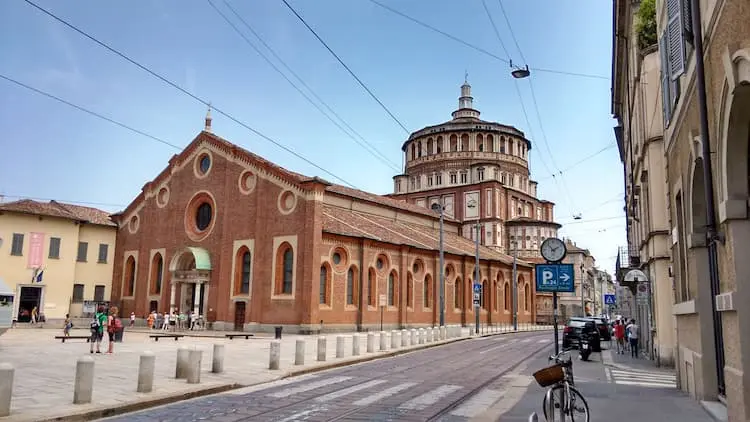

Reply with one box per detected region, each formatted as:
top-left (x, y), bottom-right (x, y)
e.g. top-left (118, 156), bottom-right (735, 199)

top-left (325, 185), bottom-right (453, 221)
top-left (0, 199), bottom-right (115, 227)
top-left (321, 205), bottom-right (530, 266)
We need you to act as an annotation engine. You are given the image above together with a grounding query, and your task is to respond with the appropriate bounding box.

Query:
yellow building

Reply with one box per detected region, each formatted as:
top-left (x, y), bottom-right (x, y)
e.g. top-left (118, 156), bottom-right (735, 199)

top-left (0, 199), bottom-right (116, 323)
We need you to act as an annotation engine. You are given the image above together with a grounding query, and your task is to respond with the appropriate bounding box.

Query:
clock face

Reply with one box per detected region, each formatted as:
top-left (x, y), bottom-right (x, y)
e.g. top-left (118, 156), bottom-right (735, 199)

top-left (540, 238), bottom-right (566, 262)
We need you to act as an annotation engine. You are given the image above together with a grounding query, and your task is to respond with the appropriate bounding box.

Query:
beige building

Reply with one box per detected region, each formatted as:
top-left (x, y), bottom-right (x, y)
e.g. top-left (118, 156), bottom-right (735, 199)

top-left (557, 239), bottom-right (596, 319)
top-left (614, 0), bottom-right (750, 419)
top-left (0, 199), bottom-right (116, 322)
top-left (612, 0), bottom-right (675, 369)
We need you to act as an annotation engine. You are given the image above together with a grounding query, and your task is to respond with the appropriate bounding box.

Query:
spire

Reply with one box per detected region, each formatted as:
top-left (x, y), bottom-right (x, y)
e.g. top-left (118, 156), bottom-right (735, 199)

top-left (452, 76), bottom-right (480, 120)
top-left (204, 103), bottom-right (212, 132)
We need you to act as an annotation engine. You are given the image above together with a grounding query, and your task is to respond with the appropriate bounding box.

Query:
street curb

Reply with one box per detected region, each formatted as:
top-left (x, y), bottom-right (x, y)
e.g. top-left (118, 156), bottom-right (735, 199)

top-left (30, 329), bottom-right (551, 421)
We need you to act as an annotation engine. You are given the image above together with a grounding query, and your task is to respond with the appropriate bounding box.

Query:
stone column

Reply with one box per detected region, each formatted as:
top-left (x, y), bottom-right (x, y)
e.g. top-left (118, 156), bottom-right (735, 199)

top-left (193, 282), bottom-right (202, 316)
top-left (169, 280), bottom-right (178, 314)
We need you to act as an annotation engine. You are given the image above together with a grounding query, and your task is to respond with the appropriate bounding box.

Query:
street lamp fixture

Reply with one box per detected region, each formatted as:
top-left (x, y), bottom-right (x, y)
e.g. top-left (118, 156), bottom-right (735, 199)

top-left (431, 202), bottom-right (446, 327)
top-left (510, 60), bottom-right (531, 79)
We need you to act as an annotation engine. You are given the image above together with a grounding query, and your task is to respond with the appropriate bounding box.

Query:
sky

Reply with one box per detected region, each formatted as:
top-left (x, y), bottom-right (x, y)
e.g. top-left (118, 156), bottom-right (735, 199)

top-left (0, 0), bottom-right (625, 273)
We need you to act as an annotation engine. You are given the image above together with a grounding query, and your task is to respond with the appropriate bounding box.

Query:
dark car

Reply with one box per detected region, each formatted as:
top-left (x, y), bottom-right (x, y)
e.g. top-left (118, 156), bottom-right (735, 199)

top-left (589, 317), bottom-right (612, 341)
top-left (562, 317), bottom-right (607, 350)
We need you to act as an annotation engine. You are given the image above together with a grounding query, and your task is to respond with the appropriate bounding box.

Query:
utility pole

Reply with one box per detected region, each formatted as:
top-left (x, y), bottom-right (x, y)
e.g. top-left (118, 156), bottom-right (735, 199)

top-left (511, 240), bottom-right (518, 331)
top-left (438, 207), bottom-right (445, 327)
top-left (474, 222), bottom-right (481, 335)
top-left (580, 264), bottom-right (586, 317)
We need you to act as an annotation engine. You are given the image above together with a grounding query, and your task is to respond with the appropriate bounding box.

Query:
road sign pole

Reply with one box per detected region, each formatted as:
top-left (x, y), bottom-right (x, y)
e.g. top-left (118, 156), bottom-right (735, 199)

top-left (474, 223), bottom-right (480, 335)
top-left (553, 291), bottom-right (559, 355)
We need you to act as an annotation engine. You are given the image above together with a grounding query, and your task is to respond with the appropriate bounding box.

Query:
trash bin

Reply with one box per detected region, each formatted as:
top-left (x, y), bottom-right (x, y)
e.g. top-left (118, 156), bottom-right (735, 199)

top-left (115, 328), bottom-right (124, 342)
top-left (274, 326), bottom-right (283, 339)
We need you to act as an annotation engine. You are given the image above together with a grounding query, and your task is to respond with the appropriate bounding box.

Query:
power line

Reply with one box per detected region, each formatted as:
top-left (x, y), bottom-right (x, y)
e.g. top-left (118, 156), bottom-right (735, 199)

top-left (280, 0), bottom-right (410, 134)
top-left (0, 194), bottom-right (126, 208)
top-left (367, 0), bottom-right (609, 81)
top-left (221, 0), bottom-right (399, 171)
top-left (559, 215), bottom-right (625, 225)
top-left (536, 144), bottom-right (617, 181)
top-left (497, 0), bottom-right (526, 63)
top-left (0, 73), bottom-right (182, 151)
top-left (208, 0), bottom-right (399, 172)
top-left (22, 0), bottom-right (358, 188)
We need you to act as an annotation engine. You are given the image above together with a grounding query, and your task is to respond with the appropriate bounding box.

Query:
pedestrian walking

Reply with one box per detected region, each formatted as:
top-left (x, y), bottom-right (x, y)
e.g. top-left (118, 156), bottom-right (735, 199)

top-left (130, 311), bottom-right (136, 327)
top-left (63, 313), bottom-right (73, 337)
top-left (627, 319), bottom-right (640, 358)
top-left (89, 306), bottom-right (107, 354)
top-left (614, 320), bottom-right (626, 354)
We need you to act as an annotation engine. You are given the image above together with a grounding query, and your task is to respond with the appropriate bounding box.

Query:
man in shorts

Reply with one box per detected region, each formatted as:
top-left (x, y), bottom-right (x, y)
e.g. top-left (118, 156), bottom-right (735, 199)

top-left (89, 305), bottom-right (108, 354)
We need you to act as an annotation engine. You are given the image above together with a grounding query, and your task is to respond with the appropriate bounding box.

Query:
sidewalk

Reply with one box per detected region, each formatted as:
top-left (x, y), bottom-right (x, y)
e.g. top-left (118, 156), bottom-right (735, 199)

top-left (477, 347), bottom-right (714, 421)
top-left (0, 324), bottom-right (549, 422)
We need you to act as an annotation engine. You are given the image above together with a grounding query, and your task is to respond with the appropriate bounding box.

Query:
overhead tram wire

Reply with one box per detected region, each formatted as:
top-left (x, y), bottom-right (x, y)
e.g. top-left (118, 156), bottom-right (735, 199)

top-left (22, 0), bottom-right (358, 189)
top-left (221, 1), bottom-right (399, 172)
top-left (280, 0), bottom-right (411, 135)
top-left (207, 0), bottom-right (399, 172)
top-left (536, 143), bottom-right (617, 182)
top-left (0, 73), bottom-right (182, 151)
top-left (0, 194), bottom-right (127, 209)
top-left (366, 0), bottom-right (609, 81)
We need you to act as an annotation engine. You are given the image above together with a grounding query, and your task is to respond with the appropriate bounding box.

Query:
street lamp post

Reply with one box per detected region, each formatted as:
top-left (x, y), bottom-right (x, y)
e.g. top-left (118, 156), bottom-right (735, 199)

top-left (511, 240), bottom-right (518, 331)
top-left (580, 264), bottom-right (586, 317)
top-left (474, 222), bottom-right (481, 335)
top-left (431, 203), bottom-right (446, 327)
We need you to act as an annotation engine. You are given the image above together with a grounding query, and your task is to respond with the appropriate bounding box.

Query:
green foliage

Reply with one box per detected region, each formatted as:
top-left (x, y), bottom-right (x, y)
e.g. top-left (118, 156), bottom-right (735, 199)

top-left (636, 0), bottom-right (657, 50)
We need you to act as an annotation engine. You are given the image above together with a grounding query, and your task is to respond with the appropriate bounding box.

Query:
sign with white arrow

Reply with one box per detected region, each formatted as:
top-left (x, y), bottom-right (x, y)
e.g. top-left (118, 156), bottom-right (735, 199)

top-left (534, 263), bottom-right (575, 293)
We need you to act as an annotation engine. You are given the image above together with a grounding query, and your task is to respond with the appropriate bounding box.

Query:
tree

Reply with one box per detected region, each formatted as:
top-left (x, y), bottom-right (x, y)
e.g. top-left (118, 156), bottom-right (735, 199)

top-left (636, 0), bottom-right (657, 50)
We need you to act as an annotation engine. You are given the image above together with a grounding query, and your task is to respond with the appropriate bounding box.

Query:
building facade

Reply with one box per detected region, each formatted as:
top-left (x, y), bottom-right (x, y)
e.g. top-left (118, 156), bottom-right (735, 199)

top-left (0, 199), bottom-right (116, 322)
top-left (555, 239), bottom-right (596, 319)
top-left (108, 119), bottom-right (535, 333)
top-left (615, 0), bottom-right (750, 418)
top-left (388, 82), bottom-right (561, 322)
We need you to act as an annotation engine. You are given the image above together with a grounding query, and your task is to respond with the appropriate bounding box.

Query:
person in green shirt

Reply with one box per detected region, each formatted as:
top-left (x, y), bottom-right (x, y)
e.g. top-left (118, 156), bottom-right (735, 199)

top-left (89, 306), bottom-right (108, 354)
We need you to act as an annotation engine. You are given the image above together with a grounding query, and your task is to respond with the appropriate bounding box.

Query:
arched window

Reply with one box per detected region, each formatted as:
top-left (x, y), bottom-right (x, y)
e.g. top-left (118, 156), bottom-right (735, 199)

top-left (450, 134), bottom-right (458, 152)
top-left (388, 272), bottom-right (396, 306)
top-left (492, 280), bottom-right (498, 311)
top-left (454, 278), bottom-right (462, 308)
top-left (124, 256), bottom-right (136, 296)
top-left (525, 284), bottom-right (531, 311)
top-left (418, 140), bottom-right (423, 157)
top-left (461, 134), bottom-right (470, 151)
top-left (427, 138), bottom-right (434, 155)
top-left (347, 266), bottom-right (358, 306)
top-left (482, 280), bottom-right (489, 310)
top-left (239, 250), bottom-right (251, 294)
top-left (275, 243), bottom-right (294, 295)
top-left (406, 273), bottom-right (413, 308)
top-left (423, 275), bottom-right (433, 308)
top-left (504, 283), bottom-right (510, 311)
top-left (319, 265), bottom-right (329, 305)
top-left (150, 253), bottom-right (163, 295)
top-left (368, 268), bottom-right (376, 306)
top-left (486, 134), bottom-right (494, 152)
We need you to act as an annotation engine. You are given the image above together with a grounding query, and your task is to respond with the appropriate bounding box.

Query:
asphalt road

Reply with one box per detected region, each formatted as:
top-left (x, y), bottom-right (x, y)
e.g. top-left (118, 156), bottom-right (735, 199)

top-left (103, 331), bottom-right (553, 422)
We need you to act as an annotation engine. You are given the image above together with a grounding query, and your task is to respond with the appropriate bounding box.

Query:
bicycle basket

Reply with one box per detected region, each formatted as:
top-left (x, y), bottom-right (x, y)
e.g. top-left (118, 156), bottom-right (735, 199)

top-left (533, 363), bottom-right (565, 387)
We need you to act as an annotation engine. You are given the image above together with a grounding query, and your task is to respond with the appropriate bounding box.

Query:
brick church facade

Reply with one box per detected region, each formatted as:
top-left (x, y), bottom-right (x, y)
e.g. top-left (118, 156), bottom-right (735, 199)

top-left (109, 118), bottom-right (535, 332)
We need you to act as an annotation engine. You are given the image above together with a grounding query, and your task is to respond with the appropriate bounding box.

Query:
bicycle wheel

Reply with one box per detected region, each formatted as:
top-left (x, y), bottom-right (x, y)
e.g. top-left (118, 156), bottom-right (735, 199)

top-left (542, 385), bottom-right (590, 421)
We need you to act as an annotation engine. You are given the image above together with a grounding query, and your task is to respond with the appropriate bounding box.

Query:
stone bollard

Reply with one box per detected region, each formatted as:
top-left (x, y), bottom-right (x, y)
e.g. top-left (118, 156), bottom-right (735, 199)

top-left (352, 334), bottom-right (360, 356)
top-left (73, 356), bottom-right (94, 404)
top-left (176, 347), bottom-right (189, 379)
top-left (269, 341), bottom-right (281, 370)
top-left (391, 330), bottom-right (400, 349)
top-left (187, 348), bottom-right (202, 384)
top-left (295, 339), bottom-right (305, 365)
top-left (317, 336), bottom-right (327, 361)
top-left (418, 328), bottom-right (425, 344)
top-left (0, 363), bottom-right (13, 417)
top-left (401, 329), bottom-right (409, 347)
top-left (336, 336), bottom-right (345, 358)
top-left (433, 327), bottom-right (440, 341)
top-left (137, 351), bottom-right (156, 393)
top-left (212, 344), bottom-right (225, 374)
top-left (411, 329), bottom-right (417, 345)
top-left (366, 332), bottom-right (375, 353)
top-left (440, 326), bottom-right (447, 340)
top-left (379, 331), bottom-right (387, 351)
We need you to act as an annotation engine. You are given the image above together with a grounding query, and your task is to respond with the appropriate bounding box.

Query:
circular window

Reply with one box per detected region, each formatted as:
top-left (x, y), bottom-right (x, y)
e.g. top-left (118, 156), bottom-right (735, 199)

top-left (199, 155), bottom-right (211, 174)
top-left (238, 170), bottom-right (257, 194)
top-left (332, 252), bottom-right (342, 265)
top-left (156, 186), bottom-right (170, 208)
top-left (277, 190), bottom-right (297, 215)
top-left (128, 215), bottom-right (140, 234)
top-left (196, 203), bottom-right (212, 231)
top-left (376, 258), bottom-right (384, 270)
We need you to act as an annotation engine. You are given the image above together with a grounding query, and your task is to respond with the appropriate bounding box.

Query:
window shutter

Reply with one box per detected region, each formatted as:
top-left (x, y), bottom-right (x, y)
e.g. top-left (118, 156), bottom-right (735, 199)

top-left (681, 0), bottom-right (693, 45)
top-left (659, 32), bottom-right (672, 127)
top-left (667, 0), bottom-right (686, 80)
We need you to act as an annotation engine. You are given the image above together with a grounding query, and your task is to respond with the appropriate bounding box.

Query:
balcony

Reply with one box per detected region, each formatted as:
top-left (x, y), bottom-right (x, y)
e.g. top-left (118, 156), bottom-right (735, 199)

top-left (615, 246), bottom-right (642, 295)
top-left (407, 151), bottom-right (528, 169)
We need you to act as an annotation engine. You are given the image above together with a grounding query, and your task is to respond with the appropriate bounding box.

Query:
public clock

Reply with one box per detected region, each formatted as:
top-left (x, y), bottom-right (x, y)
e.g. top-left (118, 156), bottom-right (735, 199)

top-left (540, 237), bottom-right (567, 263)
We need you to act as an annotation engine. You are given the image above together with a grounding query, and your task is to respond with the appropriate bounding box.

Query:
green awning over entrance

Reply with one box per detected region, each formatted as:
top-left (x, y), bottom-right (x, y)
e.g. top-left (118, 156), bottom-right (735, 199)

top-left (186, 247), bottom-right (212, 270)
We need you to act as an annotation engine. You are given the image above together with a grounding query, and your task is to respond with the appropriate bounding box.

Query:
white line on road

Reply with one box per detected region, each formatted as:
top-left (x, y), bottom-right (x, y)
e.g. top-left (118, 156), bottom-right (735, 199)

top-left (275, 406), bottom-right (322, 422)
top-left (450, 388), bottom-right (504, 417)
top-left (314, 379), bottom-right (388, 402)
top-left (605, 367), bottom-right (612, 383)
top-left (479, 343), bottom-right (512, 355)
top-left (399, 384), bottom-right (463, 410)
top-left (266, 376), bottom-right (353, 398)
top-left (520, 338), bottom-right (532, 343)
top-left (352, 382), bottom-right (417, 406)
top-left (538, 338), bottom-right (550, 343)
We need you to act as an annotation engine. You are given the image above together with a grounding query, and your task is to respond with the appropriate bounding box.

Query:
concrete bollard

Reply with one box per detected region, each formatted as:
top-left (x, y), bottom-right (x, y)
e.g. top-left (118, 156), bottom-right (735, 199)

top-left (186, 348), bottom-right (202, 384)
top-left (391, 330), bottom-right (400, 349)
top-left (440, 326), bottom-right (447, 340)
top-left (269, 341), bottom-right (281, 370)
top-left (419, 328), bottom-right (425, 344)
top-left (0, 363), bottom-right (13, 417)
top-left (176, 347), bottom-right (189, 379)
top-left (411, 329), bottom-right (417, 345)
top-left (317, 336), bottom-right (327, 361)
top-left (401, 329), bottom-right (409, 347)
top-left (212, 344), bottom-right (225, 374)
top-left (352, 334), bottom-right (360, 356)
top-left (73, 356), bottom-right (94, 404)
top-left (295, 339), bottom-right (305, 365)
top-left (433, 327), bottom-right (440, 341)
top-left (367, 332), bottom-right (375, 353)
top-left (379, 331), bottom-right (387, 351)
top-left (137, 351), bottom-right (156, 393)
top-left (336, 335), bottom-right (345, 358)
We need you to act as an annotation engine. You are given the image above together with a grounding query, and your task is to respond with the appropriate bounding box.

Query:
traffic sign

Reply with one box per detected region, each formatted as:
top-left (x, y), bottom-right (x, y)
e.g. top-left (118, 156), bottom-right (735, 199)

top-left (604, 294), bottom-right (616, 305)
top-left (473, 292), bottom-right (480, 301)
top-left (473, 283), bottom-right (481, 293)
top-left (535, 264), bottom-right (575, 293)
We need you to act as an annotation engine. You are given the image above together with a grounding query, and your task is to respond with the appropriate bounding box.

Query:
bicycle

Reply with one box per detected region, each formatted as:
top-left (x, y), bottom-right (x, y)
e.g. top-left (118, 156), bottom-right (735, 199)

top-left (532, 349), bottom-right (590, 421)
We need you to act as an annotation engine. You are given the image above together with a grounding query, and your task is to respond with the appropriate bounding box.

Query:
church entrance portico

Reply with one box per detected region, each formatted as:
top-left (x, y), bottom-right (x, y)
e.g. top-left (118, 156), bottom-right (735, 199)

top-left (168, 247), bottom-right (211, 317)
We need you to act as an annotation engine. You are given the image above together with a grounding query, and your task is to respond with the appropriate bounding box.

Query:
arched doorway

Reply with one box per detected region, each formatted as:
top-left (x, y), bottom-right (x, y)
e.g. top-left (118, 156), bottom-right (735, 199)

top-left (169, 247), bottom-right (212, 319)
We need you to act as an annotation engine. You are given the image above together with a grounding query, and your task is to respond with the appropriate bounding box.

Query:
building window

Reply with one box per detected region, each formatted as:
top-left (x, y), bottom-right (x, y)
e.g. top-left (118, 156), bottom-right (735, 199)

top-left (481, 280), bottom-right (488, 309)
top-left (199, 154), bottom-right (211, 174)
top-left (450, 173), bottom-right (457, 184)
top-left (460, 172), bottom-right (467, 183)
top-left (124, 256), bottom-right (136, 296)
top-left (94, 285), bottom-right (105, 302)
top-left (196, 203), bottom-right (212, 231)
top-left (151, 253), bottom-right (164, 295)
top-left (436, 174), bottom-right (442, 185)
top-left (49, 237), bottom-right (61, 259)
top-left (320, 265), bottom-right (329, 305)
top-left (427, 176), bottom-right (434, 187)
top-left (477, 168), bottom-right (485, 181)
top-left (239, 250), bottom-right (251, 294)
top-left (11, 233), bottom-right (24, 256)
top-left (72, 284), bottom-right (84, 303)
top-left (275, 243), bottom-right (294, 295)
top-left (77, 242), bottom-right (88, 262)
top-left (423, 275), bottom-right (432, 308)
top-left (501, 174), bottom-right (507, 184)
top-left (368, 268), bottom-right (376, 306)
top-left (525, 284), bottom-right (531, 311)
top-left (406, 275), bottom-right (413, 308)
top-left (454, 278), bottom-right (462, 308)
top-left (347, 266), bottom-right (358, 306)
top-left (388, 272), bottom-right (396, 306)
top-left (504, 283), bottom-right (510, 310)
top-left (97, 244), bottom-right (108, 263)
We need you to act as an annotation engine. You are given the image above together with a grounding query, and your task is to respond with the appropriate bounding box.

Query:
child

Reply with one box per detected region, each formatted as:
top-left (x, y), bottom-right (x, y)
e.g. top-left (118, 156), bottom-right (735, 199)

top-left (63, 313), bottom-right (73, 337)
